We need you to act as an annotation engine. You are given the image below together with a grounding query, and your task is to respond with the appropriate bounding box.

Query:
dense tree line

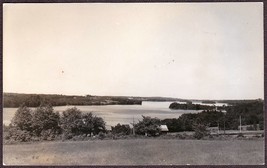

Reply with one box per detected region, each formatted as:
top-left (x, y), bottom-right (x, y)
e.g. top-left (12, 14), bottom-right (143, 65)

top-left (3, 93), bottom-right (142, 107)
top-left (201, 100), bottom-right (216, 104)
top-left (169, 102), bottom-right (216, 110)
top-left (224, 100), bottom-right (264, 130)
top-left (217, 99), bottom-right (263, 105)
top-left (161, 111), bottom-right (225, 132)
top-left (4, 104), bottom-right (106, 142)
top-left (165, 100), bottom-right (264, 132)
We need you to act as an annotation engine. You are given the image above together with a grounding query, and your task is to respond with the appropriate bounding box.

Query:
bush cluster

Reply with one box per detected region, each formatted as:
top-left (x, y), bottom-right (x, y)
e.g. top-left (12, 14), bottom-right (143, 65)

top-left (134, 116), bottom-right (161, 136)
top-left (111, 124), bottom-right (131, 136)
top-left (4, 104), bottom-right (106, 143)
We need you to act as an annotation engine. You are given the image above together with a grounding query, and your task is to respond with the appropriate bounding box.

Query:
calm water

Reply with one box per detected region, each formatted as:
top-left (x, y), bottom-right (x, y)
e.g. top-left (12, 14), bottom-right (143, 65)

top-left (3, 101), bottom-right (226, 126)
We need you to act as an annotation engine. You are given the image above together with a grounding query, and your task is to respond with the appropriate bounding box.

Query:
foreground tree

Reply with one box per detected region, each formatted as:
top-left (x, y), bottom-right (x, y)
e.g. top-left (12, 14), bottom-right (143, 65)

top-left (60, 108), bottom-right (106, 139)
top-left (6, 105), bottom-right (33, 142)
top-left (161, 118), bottom-right (182, 132)
top-left (80, 113), bottom-right (94, 135)
top-left (11, 105), bottom-right (32, 131)
top-left (134, 116), bottom-right (161, 136)
top-left (79, 112), bottom-right (106, 136)
top-left (31, 103), bottom-right (61, 138)
top-left (60, 107), bottom-right (83, 138)
top-left (178, 113), bottom-right (198, 131)
top-left (92, 116), bottom-right (106, 135)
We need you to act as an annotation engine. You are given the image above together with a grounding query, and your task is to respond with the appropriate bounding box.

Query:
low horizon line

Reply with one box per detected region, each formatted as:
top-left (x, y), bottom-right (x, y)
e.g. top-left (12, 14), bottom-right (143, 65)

top-left (3, 91), bottom-right (263, 101)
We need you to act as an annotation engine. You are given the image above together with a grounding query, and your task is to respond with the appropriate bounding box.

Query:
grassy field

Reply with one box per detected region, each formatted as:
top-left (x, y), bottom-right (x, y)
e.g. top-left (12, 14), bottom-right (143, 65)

top-left (3, 139), bottom-right (264, 165)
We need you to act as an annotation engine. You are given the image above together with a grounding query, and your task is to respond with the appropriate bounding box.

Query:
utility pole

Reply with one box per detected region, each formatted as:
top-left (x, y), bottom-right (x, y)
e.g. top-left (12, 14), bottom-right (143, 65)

top-left (218, 122), bottom-right (220, 134)
top-left (223, 115), bottom-right (226, 135)
top-left (239, 115), bottom-right (242, 133)
top-left (132, 116), bottom-right (135, 135)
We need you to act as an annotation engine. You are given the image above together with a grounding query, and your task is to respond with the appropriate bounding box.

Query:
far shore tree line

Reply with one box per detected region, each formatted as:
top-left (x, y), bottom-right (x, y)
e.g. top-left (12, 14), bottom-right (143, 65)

top-left (168, 100), bottom-right (264, 131)
top-left (3, 93), bottom-right (142, 107)
top-left (5, 92), bottom-right (260, 108)
top-left (3, 99), bottom-right (264, 143)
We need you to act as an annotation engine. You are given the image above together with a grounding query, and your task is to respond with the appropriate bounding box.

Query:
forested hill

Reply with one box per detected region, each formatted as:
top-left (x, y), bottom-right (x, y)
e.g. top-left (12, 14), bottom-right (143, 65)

top-left (3, 93), bottom-right (143, 107)
top-left (3, 93), bottom-right (184, 107)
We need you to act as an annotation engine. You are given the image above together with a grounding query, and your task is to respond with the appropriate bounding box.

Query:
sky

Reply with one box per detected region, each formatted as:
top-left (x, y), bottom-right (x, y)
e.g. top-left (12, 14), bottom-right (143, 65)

top-left (3, 3), bottom-right (264, 99)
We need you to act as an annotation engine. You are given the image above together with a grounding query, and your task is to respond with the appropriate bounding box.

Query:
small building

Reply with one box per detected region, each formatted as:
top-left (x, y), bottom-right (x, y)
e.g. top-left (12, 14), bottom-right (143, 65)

top-left (160, 125), bottom-right (169, 134)
top-left (207, 127), bottom-right (219, 134)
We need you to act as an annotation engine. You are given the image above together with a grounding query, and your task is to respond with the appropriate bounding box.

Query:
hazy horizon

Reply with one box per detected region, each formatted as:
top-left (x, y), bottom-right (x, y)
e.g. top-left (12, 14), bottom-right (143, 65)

top-left (3, 91), bottom-right (263, 101)
top-left (3, 3), bottom-right (264, 99)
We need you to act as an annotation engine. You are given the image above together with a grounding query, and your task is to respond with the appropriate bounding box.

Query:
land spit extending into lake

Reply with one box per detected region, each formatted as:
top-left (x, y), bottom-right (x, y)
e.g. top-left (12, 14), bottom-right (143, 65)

top-left (4, 139), bottom-right (264, 165)
top-left (3, 92), bottom-right (260, 108)
top-left (4, 92), bottom-right (181, 107)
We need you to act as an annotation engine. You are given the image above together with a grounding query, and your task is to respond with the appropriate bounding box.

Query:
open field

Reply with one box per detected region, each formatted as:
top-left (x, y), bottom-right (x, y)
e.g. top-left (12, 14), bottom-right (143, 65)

top-left (3, 139), bottom-right (264, 165)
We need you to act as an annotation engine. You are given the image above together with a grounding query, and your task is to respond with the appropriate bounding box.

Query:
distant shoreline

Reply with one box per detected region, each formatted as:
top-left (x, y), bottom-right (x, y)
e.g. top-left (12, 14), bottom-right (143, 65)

top-left (3, 92), bottom-right (262, 108)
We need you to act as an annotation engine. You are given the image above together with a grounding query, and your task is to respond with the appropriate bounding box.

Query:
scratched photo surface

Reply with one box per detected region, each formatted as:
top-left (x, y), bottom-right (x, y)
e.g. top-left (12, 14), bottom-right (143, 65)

top-left (3, 3), bottom-right (264, 165)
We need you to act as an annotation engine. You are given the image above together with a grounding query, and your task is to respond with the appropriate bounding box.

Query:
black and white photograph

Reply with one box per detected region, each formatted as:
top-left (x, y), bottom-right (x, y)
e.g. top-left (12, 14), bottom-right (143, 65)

top-left (2, 2), bottom-right (265, 165)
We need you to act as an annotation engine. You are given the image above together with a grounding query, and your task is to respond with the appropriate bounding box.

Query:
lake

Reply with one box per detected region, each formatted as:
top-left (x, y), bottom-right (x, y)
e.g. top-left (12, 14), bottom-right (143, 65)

top-left (3, 101), bottom-right (226, 127)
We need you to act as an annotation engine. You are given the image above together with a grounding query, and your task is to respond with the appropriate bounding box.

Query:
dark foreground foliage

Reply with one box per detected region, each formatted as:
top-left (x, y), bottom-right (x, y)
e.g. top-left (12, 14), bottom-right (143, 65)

top-left (4, 104), bottom-right (106, 143)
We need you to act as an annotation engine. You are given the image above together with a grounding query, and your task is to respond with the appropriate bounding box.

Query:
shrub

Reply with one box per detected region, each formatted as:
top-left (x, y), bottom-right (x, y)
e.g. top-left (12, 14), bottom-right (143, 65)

top-left (237, 133), bottom-right (244, 137)
top-left (40, 129), bottom-right (58, 140)
top-left (72, 134), bottom-right (87, 141)
top-left (62, 132), bottom-right (75, 140)
top-left (175, 134), bottom-right (186, 139)
top-left (98, 132), bottom-right (106, 140)
top-left (193, 123), bottom-right (208, 140)
top-left (6, 127), bottom-right (32, 142)
top-left (112, 123), bottom-right (131, 135)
